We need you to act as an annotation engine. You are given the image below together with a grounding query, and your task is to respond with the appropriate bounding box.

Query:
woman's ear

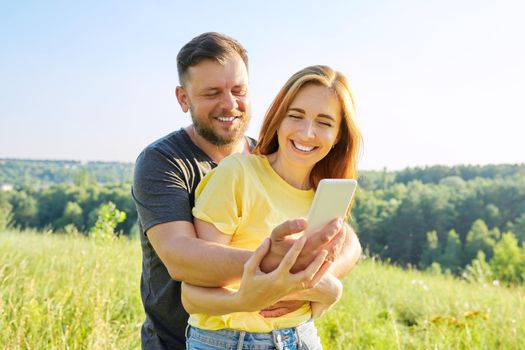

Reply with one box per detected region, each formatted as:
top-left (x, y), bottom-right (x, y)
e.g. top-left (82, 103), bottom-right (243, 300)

top-left (333, 132), bottom-right (341, 148)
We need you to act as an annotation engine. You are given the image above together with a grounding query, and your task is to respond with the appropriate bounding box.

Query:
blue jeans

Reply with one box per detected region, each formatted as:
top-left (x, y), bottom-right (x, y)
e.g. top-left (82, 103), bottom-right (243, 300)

top-left (185, 320), bottom-right (322, 350)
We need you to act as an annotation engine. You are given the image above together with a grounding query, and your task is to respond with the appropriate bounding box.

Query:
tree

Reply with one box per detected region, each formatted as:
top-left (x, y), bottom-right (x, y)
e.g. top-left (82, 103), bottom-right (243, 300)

top-left (464, 219), bottom-right (496, 264)
top-left (54, 201), bottom-right (84, 230)
top-left (12, 192), bottom-right (38, 228)
top-left (483, 204), bottom-right (500, 228)
top-left (90, 202), bottom-right (126, 241)
top-left (462, 251), bottom-right (493, 283)
top-left (490, 232), bottom-right (523, 284)
top-left (420, 231), bottom-right (441, 268)
top-left (438, 229), bottom-right (462, 273)
top-left (0, 206), bottom-right (13, 231)
top-left (506, 212), bottom-right (525, 245)
top-left (0, 191), bottom-right (13, 231)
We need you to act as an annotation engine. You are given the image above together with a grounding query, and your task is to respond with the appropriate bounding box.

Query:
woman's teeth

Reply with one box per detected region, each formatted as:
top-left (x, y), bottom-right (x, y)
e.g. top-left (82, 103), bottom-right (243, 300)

top-left (292, 141), bottom-right (315, 152)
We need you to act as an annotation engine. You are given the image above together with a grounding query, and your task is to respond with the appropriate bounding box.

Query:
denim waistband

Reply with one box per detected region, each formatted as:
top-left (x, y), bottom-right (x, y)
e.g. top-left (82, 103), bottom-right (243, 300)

top-left (186, 319), bottom-right (321, 350)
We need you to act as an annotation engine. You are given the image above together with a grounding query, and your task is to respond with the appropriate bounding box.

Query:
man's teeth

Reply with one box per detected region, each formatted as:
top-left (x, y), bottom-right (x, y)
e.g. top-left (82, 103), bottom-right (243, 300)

top-left (292, 141), bottom-right (315, 152)
top-left (218, 117), bottom-right (235, 122)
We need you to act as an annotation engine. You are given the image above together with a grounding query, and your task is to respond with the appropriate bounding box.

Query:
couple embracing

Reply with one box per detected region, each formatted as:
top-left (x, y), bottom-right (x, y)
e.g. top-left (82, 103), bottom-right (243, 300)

top-left (132, 32), bottom-right (362, 350)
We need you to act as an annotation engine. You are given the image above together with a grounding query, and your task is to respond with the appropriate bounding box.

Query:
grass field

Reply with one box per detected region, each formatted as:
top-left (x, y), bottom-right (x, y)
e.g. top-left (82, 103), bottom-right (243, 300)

top-left (1, 230), bottom-right (524, 349)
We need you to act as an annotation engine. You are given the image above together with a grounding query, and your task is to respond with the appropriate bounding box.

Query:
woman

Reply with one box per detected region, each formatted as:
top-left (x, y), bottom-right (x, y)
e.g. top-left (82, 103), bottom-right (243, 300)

top-left (182, 65), bottom-right (362, 349)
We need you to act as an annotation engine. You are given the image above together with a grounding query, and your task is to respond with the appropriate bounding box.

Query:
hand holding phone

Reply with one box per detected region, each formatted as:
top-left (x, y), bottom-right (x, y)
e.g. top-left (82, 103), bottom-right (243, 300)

top-left (304, 179), bottom-right (357, 235)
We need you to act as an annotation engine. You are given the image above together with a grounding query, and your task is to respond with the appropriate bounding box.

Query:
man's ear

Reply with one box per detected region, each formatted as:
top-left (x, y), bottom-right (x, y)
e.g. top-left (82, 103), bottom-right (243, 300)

top-left (175, 86), bottom-right (189, 113)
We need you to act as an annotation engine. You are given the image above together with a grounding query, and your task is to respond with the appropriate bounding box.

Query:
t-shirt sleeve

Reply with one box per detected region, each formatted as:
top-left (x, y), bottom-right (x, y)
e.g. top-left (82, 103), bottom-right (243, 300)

top-left (132, 146), bottom-right (192, 234)
top-left (192, 156), bottom-right (244, 235)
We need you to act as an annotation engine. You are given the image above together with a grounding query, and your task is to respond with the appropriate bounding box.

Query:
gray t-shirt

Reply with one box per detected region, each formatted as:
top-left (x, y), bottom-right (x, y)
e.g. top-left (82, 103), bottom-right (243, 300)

top-left (132, 128), bottom-right (254, 349)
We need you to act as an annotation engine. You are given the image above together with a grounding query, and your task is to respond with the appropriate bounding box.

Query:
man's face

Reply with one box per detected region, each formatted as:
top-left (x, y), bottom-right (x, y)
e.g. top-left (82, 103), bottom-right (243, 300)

top-left (177, 54), bottom-right (251, 146)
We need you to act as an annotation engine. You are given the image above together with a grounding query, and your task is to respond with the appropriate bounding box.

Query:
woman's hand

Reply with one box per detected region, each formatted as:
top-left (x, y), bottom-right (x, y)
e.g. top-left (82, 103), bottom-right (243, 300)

top-left (260, 218), bottom-right (345, 275)
top-left (233, 236), bottom-right (328, 312)
top-left (181, 236), bottom-right (328, 315)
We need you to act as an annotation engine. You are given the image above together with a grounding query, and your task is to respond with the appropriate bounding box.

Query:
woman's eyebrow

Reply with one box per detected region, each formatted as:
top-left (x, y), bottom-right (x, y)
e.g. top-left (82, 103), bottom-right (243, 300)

top-left (287, 107), bottom-right (305, 113)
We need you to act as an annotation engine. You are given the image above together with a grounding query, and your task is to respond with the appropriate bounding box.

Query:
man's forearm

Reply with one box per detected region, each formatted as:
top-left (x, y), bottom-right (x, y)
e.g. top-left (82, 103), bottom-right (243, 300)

top-left (182, 237), bottom-right (328, 315)
top-left (327, 223), bottom-right (361, 279)
top-left (148, 221), bottom-right (251, 287)
top-left (167, 236), bottom-right (252, 286)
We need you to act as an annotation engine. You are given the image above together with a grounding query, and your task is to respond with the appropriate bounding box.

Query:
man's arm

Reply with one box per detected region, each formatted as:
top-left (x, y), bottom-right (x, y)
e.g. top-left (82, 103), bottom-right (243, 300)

top-left (149, 218), bottom-right (347, 287)
top-left (181, 237), bottom-right (328, 315)
top-left (148, 221), bottom-right (250, 287)
top-left (325, 222), bottom-right (362, 279)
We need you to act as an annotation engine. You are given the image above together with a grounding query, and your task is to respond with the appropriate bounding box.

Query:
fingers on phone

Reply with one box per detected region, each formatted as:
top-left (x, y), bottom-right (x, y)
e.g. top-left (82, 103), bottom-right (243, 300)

top-left (244, 238), bottom-right (270, 274)
top-left (310, 218), bottom-right (343, 246)
top-left (277, 236), bottom-right (306, 273)
top-left (271, 218), bottom-right (307, 241)
top-left (294, 249), bottom-right (328, 289)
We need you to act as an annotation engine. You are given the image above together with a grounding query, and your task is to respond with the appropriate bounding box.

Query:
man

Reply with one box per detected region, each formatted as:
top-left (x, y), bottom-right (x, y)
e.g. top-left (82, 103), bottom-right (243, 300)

top-left (132, 32), bottom-right (361, 349)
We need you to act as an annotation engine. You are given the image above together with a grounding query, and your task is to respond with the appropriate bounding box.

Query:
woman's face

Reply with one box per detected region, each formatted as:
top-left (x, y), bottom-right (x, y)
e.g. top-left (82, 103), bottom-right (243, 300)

top-left (275, 84), bottom-right (342, 171)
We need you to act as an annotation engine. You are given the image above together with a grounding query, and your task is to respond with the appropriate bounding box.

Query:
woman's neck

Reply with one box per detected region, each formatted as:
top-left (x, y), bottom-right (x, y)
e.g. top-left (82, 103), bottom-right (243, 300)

top-left (267, 152), bottom-right (313, 190)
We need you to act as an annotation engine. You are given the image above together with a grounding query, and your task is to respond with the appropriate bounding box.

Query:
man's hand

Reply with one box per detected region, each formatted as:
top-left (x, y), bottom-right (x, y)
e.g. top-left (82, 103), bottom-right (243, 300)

top-left (259, 272), bottom-right (344, 318)
top-left (260, 217), bottom-right (346, 275)
top-left (233, 236), bottom-right (328, 312)
top-left (259, 300), bottom-right (306, 318)
top-left (181, 236), bottom-right (330, 316)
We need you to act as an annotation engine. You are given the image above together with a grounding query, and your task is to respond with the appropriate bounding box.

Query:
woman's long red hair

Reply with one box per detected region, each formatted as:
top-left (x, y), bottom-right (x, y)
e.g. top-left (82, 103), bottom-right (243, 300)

top-left (253, 65), bottom-right (362, 190)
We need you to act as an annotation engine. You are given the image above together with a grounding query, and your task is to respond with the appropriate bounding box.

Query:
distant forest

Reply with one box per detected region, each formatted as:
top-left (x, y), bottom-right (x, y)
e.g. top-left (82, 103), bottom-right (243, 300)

top-left (1, 159), bottom-right (525, 284)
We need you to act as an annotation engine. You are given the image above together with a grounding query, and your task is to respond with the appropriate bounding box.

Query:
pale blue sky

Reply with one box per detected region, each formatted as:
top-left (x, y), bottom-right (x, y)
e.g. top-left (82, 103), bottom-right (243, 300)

top-left (1, 0), bottom-right (524, 170)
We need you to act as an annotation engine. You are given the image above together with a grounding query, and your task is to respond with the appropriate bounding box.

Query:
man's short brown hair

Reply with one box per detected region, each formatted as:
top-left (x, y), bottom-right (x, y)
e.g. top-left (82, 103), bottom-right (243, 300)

top-left (177, 32), bottom-right (248, 85)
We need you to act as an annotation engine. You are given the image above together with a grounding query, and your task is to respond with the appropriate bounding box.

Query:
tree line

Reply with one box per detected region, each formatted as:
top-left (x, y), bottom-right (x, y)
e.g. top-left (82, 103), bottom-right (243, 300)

top-left (0, 159), bottom-right (133, 187)
top-left (1, 160), bottom-right (524, 285)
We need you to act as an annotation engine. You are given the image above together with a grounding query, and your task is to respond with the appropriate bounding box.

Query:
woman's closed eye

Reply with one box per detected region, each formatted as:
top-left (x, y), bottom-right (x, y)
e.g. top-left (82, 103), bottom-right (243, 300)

top-left (318, 120), bottom-right (334, 127)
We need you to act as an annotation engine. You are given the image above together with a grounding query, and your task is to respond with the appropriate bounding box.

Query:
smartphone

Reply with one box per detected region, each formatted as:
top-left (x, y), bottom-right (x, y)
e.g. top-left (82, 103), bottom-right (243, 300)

top-left (304, 179), bottom-right (358, 235)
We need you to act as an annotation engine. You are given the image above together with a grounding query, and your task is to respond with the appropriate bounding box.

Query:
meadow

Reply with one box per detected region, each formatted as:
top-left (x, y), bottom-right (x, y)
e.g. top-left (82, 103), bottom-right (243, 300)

top-left (1, 230), bottom-right (524, 349)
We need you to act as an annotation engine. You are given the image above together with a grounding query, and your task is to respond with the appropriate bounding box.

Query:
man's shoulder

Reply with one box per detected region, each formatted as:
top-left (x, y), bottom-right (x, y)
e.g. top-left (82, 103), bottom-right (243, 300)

top-left (142, 129), bottom-right (190, 156)
top-left (135, 129), bottom-right (206, 166)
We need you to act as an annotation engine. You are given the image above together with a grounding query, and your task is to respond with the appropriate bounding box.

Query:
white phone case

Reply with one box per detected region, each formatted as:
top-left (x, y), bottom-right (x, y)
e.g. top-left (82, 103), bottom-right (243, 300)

top-left (305, 179), bottom-right (358, 235)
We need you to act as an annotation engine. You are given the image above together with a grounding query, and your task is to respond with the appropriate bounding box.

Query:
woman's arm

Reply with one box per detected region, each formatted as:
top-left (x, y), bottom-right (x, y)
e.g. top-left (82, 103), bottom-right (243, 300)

top-left (181, 237), bottom-right (328, 315)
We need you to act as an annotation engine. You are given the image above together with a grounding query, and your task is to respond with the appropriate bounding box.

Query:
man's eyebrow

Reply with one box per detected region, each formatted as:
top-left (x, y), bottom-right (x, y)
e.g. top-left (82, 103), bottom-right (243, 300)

top-left (201, 87), bottom-right (220, 93)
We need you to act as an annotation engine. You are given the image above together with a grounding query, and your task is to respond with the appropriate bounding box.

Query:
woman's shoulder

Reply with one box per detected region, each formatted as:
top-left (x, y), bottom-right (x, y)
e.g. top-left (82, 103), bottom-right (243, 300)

top-left (219, 153), bottom-right (267, 170)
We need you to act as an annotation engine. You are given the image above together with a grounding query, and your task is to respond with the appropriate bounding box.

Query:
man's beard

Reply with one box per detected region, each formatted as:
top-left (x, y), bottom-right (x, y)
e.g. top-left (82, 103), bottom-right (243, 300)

top-left (191, 111), bottom-right (250, 147)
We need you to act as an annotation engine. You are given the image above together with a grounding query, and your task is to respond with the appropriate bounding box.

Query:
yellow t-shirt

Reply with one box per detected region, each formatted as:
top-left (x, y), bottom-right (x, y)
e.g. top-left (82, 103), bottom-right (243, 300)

top-left (190, 154), bottom-right (315, 332)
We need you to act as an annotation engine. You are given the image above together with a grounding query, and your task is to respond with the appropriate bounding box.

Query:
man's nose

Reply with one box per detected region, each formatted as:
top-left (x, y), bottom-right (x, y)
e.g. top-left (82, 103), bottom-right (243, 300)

top-left (219, 92), bottom-right (238, 111)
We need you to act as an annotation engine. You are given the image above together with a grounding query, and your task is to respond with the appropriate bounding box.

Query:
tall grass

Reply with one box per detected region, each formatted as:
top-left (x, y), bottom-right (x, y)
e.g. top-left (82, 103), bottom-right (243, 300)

top-left (1, 231), bottom-right (524, 349)
top-left (317, 257), bottom-right (525, 349)
top-left (0, 230), bottom-right (142, 349)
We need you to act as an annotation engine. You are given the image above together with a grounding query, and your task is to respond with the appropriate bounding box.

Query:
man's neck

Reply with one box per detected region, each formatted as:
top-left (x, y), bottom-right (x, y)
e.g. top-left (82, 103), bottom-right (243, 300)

top-left (185, 126), bottom-right (249, 163)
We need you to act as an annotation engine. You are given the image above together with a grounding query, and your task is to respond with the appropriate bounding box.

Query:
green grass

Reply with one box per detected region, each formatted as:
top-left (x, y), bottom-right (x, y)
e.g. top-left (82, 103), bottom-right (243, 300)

top-left (0, 230), bottom-right (142, 349)
top-left (317, 258), bottom-right (525, 349)
top-left (1, 230), bottom-right (524, 349)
